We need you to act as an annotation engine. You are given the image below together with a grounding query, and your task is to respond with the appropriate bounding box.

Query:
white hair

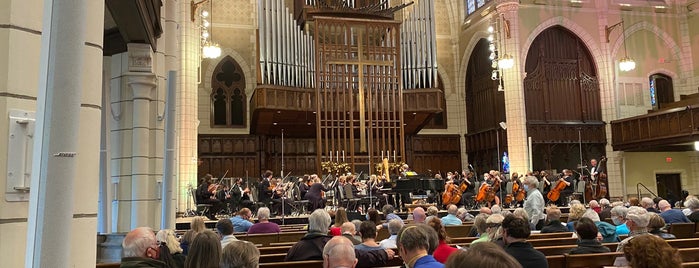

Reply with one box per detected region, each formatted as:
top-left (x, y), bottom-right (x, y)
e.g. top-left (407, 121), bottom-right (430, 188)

top-left (156, 229), bottom-right (183, 254)
top-left (491, 205), bottom-right (502, 214)
top-left (323, 236), bottom-right (357, 267)
top-left (448, 205), bottom-right (458, 215)
top-left (626, 206), bottom-right (650, 228)
top-left (599, 198), bottom-right (610, 207)
top-left (582, 209), bottom-right (600, 222)
top-left (257, 207), bottom-right (271, 220)
top-left (611, 205), bottom-right (629, 218)
top-left (122, 227), bottom-right (156, 258)
top-left (524, 176), bottom-right (539, 187)
top-left (684, 198), bottom-right (699, 210)
top-left (309, 209), bottom-right (332, 233)
top-left (387, 219), bottom-right (404, 235)
top-left (640, 197), bottom-right (654, 208)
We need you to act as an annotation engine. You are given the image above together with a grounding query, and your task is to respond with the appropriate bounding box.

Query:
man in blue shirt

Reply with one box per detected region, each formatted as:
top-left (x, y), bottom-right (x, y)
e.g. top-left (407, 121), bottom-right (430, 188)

top-left (397, 225), bottom-right (443, 268)
top-left (658, 200), bottom-right (690, 224)
top-left (230, 208), bottom-right (253, 233)
top-left (440, 205), bottom-right (463, 226)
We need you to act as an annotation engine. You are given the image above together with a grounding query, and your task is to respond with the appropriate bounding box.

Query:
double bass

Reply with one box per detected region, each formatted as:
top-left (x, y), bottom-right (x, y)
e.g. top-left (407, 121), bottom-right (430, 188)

top-left (594, 156), bottom-right (608, 199)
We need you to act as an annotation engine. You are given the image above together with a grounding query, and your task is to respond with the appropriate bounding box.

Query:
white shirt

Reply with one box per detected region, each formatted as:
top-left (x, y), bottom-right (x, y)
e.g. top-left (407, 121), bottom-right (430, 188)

top-left (378, 235), bottom-right (397, 249)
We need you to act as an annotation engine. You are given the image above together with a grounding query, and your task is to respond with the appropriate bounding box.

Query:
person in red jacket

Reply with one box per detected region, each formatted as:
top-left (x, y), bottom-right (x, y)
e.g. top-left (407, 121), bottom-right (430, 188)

top-left (426, 217), bottom-right (457, 263)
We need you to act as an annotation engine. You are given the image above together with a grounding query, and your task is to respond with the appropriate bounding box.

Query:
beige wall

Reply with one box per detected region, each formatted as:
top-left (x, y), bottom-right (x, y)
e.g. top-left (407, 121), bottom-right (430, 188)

top-left (622, 151), bottom-right (698, 199)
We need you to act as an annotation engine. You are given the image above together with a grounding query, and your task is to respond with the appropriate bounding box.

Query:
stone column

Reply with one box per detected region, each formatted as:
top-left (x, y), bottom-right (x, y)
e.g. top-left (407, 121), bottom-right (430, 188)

top-left (496, 1), bottom-right (529, 173)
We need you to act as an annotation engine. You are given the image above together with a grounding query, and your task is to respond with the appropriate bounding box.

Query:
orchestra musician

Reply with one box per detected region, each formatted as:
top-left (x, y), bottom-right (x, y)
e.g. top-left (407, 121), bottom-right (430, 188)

top-left (554, 169), bottom-right (575, 206)
top-left (257, 170), bottom-right (274, 205)
top-left (460, 169), bottom-right (476, 208)
top-left (298, 174), bottom-right (311, 200)
top-left (306, 175), bottom-right (327, 210)
top-left (230, 178), bottom-right (254, 212)
top-left (196, 174), bottom-right (224, 220)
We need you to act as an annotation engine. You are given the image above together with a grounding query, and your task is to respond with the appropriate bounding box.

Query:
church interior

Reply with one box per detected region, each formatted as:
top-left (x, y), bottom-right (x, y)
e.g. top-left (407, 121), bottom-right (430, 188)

top-left (1, 0), bottom-right (699, 267)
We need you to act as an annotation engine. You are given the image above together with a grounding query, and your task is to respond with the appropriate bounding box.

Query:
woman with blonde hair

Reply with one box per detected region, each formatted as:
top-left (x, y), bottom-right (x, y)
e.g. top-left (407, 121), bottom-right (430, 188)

top-left (567, 203), bottom-right (586, 231)
top-left (156, 229), bottom-right (186, 267)
top-left (623, 234), bottom-right (681, 268)
top-left (180, 216), bottom-right (206, 255)
top-left (330, 207), bottom-right (349, 236)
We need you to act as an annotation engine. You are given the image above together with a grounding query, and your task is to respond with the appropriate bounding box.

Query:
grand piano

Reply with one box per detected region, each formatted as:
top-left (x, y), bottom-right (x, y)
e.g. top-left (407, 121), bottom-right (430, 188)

top-left (392, 174), bottom-right (445, 208)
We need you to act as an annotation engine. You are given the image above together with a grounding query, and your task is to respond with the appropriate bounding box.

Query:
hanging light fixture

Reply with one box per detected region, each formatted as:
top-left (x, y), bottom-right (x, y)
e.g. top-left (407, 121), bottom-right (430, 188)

top-left (499, 54), bottom-right (514, 69)
top-left (200, 0), bottom-right (221, 59)
top-left (606, 19), bottom-right (635, 71)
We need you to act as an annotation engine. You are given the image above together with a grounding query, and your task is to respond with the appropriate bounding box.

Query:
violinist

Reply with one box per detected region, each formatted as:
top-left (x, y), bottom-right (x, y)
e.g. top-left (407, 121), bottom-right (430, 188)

top-left (257, 170), bottom-right (274, 204)
top-left (230, 177), bottom-right (254, 212)
top-left (306, 175), bottom-right (327, 210)
top-left (554, 169), bottom-right (575, 206)
top-left (196, 174), bottom-right (223, 220)
top-left (298, 174), bottom-right (311, 200)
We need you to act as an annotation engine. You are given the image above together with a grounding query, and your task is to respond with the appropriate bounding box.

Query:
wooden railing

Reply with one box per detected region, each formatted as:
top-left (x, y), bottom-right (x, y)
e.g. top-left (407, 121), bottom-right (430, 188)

top-left (611, 105), bottom-right (699, 151)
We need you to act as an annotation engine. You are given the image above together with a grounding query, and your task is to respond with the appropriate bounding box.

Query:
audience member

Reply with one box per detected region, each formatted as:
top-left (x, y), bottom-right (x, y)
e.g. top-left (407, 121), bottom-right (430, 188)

top-left (426, 217), bottom-right (457, 263)
top-left (355, 220), bottom-right (384, 251)
top-left (512, 208), bottom-right (529, 222)
top-left (180, 216), bottom-right (206, 255)
top-left (456, 208), bottom-right (473, 222)
top-left (648, 213), bottom-right (676, 240)
top-left (382, 205), bottom-right (401, 225)
top-left (582, 209), bottom-right (618, 243)
top-left (566, 203), bottom-right (586, 231)
top-left (216, 218), bottom-right (237, 248)
top-left (683, 195), bottom-right (697, 216)
top-left (479, 207), bottom-right (493, 215)
top-left (427, 206), bottom-right (439, 218)
top-left (540, 206), bottom-right (568, 233)
top-left (220, 240), bottom-right (259, 268)
top-left (491, 204), bottom-right (502, 214)
top-left (444, 242), bottom-right (522, 268)
top-left (440, 205), bottom-right (463, 226)
top-left (247, 207), bottom-right (281, 234)
top-left (616, 206), bottom-right (650, 252)
top-left (121, 227), bottom-right (166, 267)
top-left (412, 207), bottom-right (427, 224)
top-left (230, 208), bottom-right (253, 233)
top-left (641, 197), bottom-right (660, 213)
top-left (323, 236), bottom-right (359, 268)
top-left (331, 207), bottom-right (350, 236)
top-left (611, 205), bottom-right (630, 235)
top-left (155, 229), bottom-right (185, 268)
top-left (351, 219), bottom-right (363, 241)
top-left (483, 213), bottom-right (505, 246)
top-left (367, 208), bottom-right (382, 227)
top-left (341, 222), bottom-right (362, 245)
top-left (184, 230), bottom-right (221, 268)
top-left (569, 218), bottom-right (610, 254)
top-left (628, 197), bottom-right (640, 207)
top-left (598, 198), bottom-right (612, 220)
top-left (285, 209), bottom-right (394, 267)
top-left (470, 214), bottom-right (490, 243)
top-left (685, 197), bottom-right (699, 222)
top-left (589, 200), bottom-right (601, 213)
top-left (379, 219), bottom-right (403, 249)
top-left (623, 234), bottom-right (682, 268)
top-left (396, 225), bottom-right (443, 268)
top-left (501, 215), bottom-right (548, 268)
top-left (658, 200), bottom-right (690, 224)
top-left (522, 176), bottom-right (544, 230)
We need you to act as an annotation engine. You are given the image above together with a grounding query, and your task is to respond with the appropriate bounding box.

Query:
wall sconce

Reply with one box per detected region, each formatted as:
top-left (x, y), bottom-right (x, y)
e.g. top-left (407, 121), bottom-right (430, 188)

top-left (194, 0), bottom-right (221, 59)
top-left (191, 0), bottom-right (210, 22)
top-left (606, 20), bottom-right (635, 71)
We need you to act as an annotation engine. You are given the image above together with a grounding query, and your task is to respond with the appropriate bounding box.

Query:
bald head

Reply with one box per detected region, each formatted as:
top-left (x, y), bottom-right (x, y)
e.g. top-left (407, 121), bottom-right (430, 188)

top-left (323, 236), bottom-right (357, 268)
top-left (413, 207), bottom-right (426, 223)
top-left (340, 222), bottom-right (356, 235)
top-left (658, 200), bottom-right (671, 211)
top-left (479, 207), bottom-right (492, 215)
top-left (122, 227), bottom-right (158, 258)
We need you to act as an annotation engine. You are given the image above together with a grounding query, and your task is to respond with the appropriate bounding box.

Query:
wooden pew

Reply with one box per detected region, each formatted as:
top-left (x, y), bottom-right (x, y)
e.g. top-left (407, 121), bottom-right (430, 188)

top-left (96, 263), bottom-right (120, 268)
top-left (679, 248), bottom-right (699, 262)
top-left (259, 260), bottom-right (324, 268)
top-left (670, 223), bottom-right (697, 239)
top-left (269, 242), bottom-right (297, 247)
top-left (668, 238), bottom-right (699, 248)
top-left (546, 255), bottom-right (565, 268)
top-left (445, 225), bottom-right (472, 238)
top-left (563, 252), bottom-right (623, 268)
top-left (529, 237), bottom-right (579, 247)
top-left (684, 262), bottom-right (699, 268)
top-left (278, 231), bottom-right (306, 243)
top-left (259, 246), bottom-right (293, 255)
top-left (241, 233), bottom-right (279, 246)
top-left (260, 253), bottom-right (288, 263)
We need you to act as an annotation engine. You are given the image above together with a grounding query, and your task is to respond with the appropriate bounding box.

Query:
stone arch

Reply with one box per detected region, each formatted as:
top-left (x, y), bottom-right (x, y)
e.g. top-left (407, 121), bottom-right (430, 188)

top-left (457, 29), bottom-right (490, 98)
top-left (645, 68), bottom-right (678, 82)
top-left (521, 16), bottom-right (604, 74)
top-left (610, 21), bottom-right (683, 74)
top-left (203, 48), bottom-right (254, 95)
top-left (437, 66), bottom-right (452, 96)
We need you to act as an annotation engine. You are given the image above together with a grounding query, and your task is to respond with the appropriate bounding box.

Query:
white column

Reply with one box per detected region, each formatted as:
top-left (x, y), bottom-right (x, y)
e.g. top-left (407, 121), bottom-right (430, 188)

top-left (496, 1), bottom-right (528, 173)
top-left (128, 73), bottom-right (158, 229)
top-left (25, 0), bottom-right (86, 267)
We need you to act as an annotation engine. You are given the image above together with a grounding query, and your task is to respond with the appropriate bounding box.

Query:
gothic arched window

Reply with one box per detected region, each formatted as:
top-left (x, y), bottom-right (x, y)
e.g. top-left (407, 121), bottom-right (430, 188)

top-left (211, 56), bottom-right (246, 128)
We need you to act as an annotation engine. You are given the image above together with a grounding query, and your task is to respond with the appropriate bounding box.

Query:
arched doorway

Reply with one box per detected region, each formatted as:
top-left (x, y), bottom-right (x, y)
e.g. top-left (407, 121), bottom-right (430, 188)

top-left (465, 38), bottom-right (506, 172)
top-left (523, 26), bottom-right (606, 172)
top-left (649, 73), bottom-right (673, 110)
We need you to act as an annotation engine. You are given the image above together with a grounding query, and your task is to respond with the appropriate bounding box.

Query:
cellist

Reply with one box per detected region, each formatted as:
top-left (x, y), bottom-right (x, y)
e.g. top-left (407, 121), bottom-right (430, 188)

top-left (553, 169), bottom-right (575, 206)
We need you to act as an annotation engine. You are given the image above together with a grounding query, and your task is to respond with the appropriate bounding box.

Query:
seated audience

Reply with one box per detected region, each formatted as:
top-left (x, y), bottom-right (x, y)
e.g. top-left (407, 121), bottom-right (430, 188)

top-left (331, 207), bottom-right (350, 236)
top-left (413, 207), bottom-right (427, 224)
top-left (479, 207), bottom-right (493, 215)
top-left (220, 240), bottom-right (259, 268)
top-left (216, 218), bottom-right (237, 248)
top-left (379, 219), bottom-right (403, 249)
top-left (367, 208), bottom-right (382, 227)
top-left (247, 207), bottom-right (281, 234)
top-left (623, 234), bottom-right (681, 268)
top-left (616, 206), bottom-right (650, 252)
top-left (355, 220), bottom-right (384, 251)
top-left (512, 208), bottom-right (529, 222)
top-left (611, 205), bottom-right (630, 235)
top-left (598, 198), bottom-right (612, 220)
top-left (566, 203), bottom-right (586, 232)
top-left (426, 217), bottom-right (457, 263)
top-left (323, 236), bottom-right (358, 268)
top-left (230, 208), bottom-right (253, 233)
top-left (685, 197), bottom-right (699, 222)
top-left (382, 205), bottom-right (401, 227)
top-left (501, 215), bottom-right (548, 268)
top-left (569, 218), bottom-right (610, 254)
top-left (682, 195), bottom-right (697, 216)
top-left (440, 205), bottom-right (463, 226)
top-left (180, 216), bottom-right (206, 255)
top-left (396, 225), bottom-right (443, 268)
top-left (484, 213), bottom-right (505, 246)
top-left (156, 229), bottom-right (185, 268)
top-left (456, 207), bottom-right (474, 222)
top-left (641, 197), bottom-right (660, 213)
top-left (285, 209), bottom-right (395, 267)
top-left (628, 197), bottom-right (640, 207)
top-left (490, 204), bottom-right (502, 214)
top-left (648, 213), bottom-right (676, 240)
top-left (351, 219), bottom-right (363, 241)
top-left (445, 242), bottom-right (522, 268)
top-left (582, 209), bottom-right (618, 243)
top-left (658, 200), bottom-right (690, 224)
top-left (427, 206), bottom-right (440, 218)
top-left (341, 221), bottom-right (361, 245)
top-left (540, 206), bottom-right (568, 233)
top-left (470, 213), bottom-right (490, 243)
top-left (589, 200), bottom-right (601, 213)
top-left (121, 227), bottom-right (167, 267)
top-left (184, 230), bottom-right (221, 268)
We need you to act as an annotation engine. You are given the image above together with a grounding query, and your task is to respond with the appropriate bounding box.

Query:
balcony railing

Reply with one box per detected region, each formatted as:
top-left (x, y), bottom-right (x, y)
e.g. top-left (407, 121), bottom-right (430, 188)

top-left (611, 105), bottom-right (699, 151)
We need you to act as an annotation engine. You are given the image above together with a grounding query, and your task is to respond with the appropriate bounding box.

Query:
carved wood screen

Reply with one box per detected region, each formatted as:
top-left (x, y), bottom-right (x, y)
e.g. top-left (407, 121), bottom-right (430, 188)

top-left (465, 38), bottom-right (506, 172)
top-left (314, 18), bottom-right (404, 171)
top-left (523, 26), bottom-right (605, 171)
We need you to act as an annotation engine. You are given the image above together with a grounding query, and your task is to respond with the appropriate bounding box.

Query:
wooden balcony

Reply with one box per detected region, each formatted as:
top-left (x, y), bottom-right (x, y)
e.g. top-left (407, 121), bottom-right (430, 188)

top-left (611, 105), bottom-right (699, 151)
top-left (250, 85), bottom-right (443, 137)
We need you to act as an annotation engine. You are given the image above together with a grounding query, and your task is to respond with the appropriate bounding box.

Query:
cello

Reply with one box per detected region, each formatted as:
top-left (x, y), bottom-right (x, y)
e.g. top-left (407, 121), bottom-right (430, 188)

top-left (547, 173), bottom-right (568, 202)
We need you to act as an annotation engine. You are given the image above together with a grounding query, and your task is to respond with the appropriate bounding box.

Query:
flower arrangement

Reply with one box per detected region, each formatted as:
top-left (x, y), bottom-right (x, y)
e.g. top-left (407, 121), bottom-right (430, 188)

top-left (321, 161), bottom-right (351, 174)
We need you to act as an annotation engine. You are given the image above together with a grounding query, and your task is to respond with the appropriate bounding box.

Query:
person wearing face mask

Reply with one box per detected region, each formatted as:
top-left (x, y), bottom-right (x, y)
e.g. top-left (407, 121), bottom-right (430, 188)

top-left (610, 205), bottom-right (630, 235)
top-left (396, 225), bottom-right (443, 268)
top-left (522, 176), bottom-right (544, 230)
